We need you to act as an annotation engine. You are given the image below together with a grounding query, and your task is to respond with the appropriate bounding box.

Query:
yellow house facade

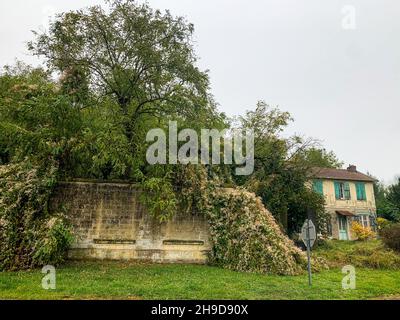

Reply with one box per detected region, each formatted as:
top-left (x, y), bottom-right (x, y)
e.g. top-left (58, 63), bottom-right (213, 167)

top-left (311, 165), bottom-right (377, 240)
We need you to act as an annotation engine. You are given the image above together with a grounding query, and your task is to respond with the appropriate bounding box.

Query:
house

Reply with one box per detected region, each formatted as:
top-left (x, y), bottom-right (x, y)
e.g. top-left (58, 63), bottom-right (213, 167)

top-left (311, 165), bottom-right (377, 240)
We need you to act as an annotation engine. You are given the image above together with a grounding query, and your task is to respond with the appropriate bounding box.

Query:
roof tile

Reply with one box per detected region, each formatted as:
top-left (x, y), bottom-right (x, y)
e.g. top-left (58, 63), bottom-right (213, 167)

top-left (310, 167), bottom-right (376, 182)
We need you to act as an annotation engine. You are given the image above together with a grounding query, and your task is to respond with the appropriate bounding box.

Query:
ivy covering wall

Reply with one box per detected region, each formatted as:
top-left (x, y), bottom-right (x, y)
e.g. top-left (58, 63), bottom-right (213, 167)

top-left (0, 161), bottom-right (72, 271)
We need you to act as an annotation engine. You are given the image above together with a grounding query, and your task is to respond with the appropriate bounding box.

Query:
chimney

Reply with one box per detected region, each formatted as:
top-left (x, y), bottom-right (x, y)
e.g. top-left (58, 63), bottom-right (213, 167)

top-left (347, 165), bottom-right (357, 172)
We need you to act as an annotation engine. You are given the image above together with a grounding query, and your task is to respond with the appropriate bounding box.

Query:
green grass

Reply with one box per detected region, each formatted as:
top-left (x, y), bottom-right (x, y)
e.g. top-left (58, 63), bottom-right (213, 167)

top-left (1, 261), bottom-right (400, 300)
top-left (2, 240), bottom-right (400, 300)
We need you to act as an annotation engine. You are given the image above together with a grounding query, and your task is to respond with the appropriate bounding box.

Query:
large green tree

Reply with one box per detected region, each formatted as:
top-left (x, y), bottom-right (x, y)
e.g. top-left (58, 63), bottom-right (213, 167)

top-left (29, 0), bottom-right (219, 140)
top-left (26, 0), bottom-right (225, 179)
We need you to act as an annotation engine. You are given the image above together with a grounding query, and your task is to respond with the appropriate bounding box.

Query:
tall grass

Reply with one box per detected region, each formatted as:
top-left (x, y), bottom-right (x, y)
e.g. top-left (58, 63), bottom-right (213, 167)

top-left (314, 240), bottom-right (400, 270)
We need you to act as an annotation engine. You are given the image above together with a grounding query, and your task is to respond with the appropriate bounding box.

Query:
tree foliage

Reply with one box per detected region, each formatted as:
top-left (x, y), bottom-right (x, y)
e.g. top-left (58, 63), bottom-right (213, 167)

top-left (387, 178), bottom-right (400, 216)
top-left (0, 63), bottom-right (84, 169)
top-left (375, 179), bottom-right (400, 222)
top-left (233, 101), bottom-right (329, 235)
top-left (28, 0), bottom-right (221, 153)
top-left (302, 147), bottom-right (343, 169)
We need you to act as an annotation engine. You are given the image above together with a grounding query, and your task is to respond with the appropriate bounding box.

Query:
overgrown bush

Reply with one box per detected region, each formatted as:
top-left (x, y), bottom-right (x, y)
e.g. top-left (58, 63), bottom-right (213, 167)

top-left (381, 224), bottom-right (400, 252)
top-left (315, 240), bottom-right (400, 269)
top-left (168, 165), bottom-right (327, 275)
top-left (206, 188), bottom-right (327, 275)
top-left (0, 161), bottom-right (73, 271)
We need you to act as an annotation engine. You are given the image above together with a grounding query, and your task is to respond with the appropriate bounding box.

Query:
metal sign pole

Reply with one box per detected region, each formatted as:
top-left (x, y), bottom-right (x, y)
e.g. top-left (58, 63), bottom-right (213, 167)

top-left (306, 219), bottom-right (312, 286)
top-left (301, 215), bottom-right (315, 287)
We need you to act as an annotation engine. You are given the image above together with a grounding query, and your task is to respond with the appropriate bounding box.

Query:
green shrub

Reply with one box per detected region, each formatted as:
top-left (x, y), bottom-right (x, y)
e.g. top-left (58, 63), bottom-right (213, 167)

top-left (33, 217), bottom-right (74, 266)
top-left (381, 224), bottom-right (400, 252)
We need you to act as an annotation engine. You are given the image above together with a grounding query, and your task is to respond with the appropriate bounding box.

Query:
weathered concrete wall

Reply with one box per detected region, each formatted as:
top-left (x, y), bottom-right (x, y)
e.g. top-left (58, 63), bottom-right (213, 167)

top-left (51, 181), bottom-right (210, 263)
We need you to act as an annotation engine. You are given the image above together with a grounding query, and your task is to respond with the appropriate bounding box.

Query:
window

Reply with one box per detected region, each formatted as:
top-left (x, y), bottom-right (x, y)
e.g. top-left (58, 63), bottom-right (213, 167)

top-left (360, 215), bottom-right (369, 227)
top-left (354, 214), bottom-right (369, 228)
top-left (334, 181), bottom-right (351, 200)
top-left (356, 182), bottom-right (367, 201)
top-left (313, 180), bottom-right (324, 195)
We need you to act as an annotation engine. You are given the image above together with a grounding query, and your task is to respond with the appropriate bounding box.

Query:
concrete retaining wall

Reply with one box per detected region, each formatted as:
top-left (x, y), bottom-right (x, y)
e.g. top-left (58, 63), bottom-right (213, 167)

top-left (51, 181), bottom-right (210, 263)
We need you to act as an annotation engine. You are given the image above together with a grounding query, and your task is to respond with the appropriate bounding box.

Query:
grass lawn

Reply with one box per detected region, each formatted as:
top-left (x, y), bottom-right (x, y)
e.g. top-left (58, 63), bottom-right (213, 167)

top-left (1, 260), bottom-right (400, 300)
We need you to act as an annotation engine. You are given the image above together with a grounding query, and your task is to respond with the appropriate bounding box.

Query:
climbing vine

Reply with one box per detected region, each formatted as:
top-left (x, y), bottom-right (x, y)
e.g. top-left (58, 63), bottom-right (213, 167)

top-left (0, 160), bottom-right (73, 271)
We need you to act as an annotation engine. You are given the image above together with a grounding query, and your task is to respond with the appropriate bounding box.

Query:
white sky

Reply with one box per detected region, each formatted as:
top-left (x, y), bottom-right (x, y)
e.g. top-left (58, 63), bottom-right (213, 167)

top-left (0, 0), bottom-right (399, 183)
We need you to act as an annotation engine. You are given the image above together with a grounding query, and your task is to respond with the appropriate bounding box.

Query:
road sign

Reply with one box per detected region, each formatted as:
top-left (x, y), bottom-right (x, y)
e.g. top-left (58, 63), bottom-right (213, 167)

top-left (301, 218), bottom-right (316, 286)
top-left (301, 219), bottom-right (316, 249)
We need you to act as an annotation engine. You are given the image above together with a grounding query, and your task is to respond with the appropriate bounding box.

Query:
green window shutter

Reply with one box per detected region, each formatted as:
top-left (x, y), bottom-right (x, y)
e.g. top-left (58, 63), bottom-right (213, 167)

top-left (313, 180), bottom-right (323, 195)
top-left (334, 182), bottom-right (340, 199)
top-left (356, 183), bottom-right (361, 200)
top-left (318, 180), bottom-right (324, 195)
top-left (344, 182), bottom-right (351, 200)
top-left (356, 182), bottom-right (366, 201)
top-left (312, 180), bottom-right (318, 193)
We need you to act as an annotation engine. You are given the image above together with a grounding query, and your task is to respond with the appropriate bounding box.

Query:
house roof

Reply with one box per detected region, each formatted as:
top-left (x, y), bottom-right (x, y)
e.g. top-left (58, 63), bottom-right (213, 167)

top-left (310, 167), bottom-right (377, 182)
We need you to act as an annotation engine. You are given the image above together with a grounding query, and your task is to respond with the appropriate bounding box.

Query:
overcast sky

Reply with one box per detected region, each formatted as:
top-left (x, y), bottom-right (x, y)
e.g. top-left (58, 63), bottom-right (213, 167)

top-left (0, 0), bottom-right (399, 183)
